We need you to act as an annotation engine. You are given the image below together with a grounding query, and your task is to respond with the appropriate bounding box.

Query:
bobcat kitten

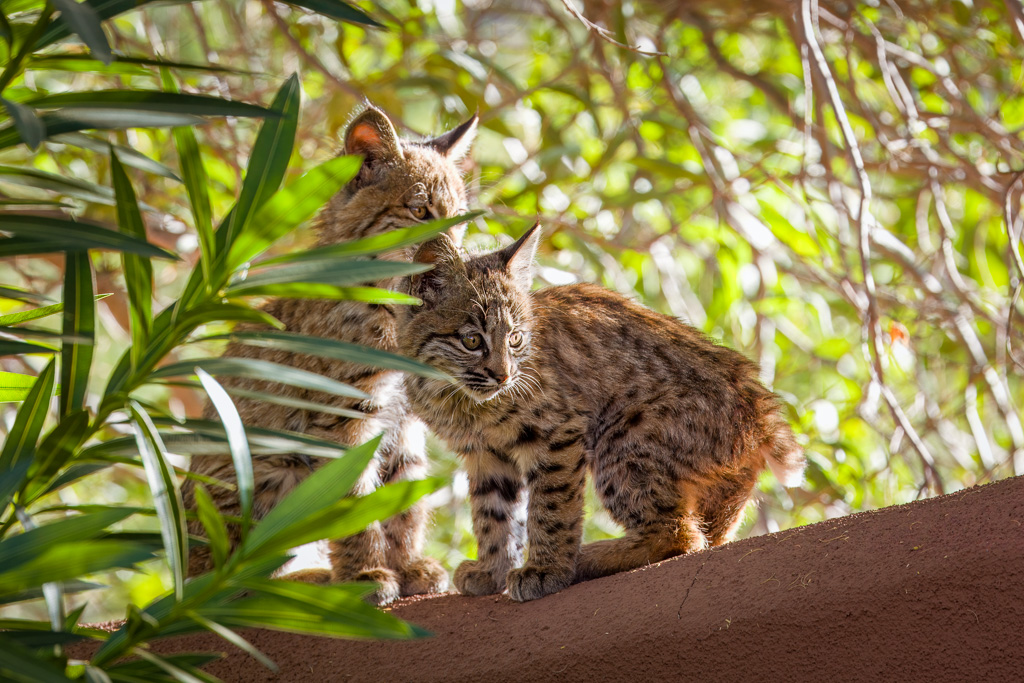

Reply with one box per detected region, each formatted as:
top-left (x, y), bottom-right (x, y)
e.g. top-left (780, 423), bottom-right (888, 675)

top-left (398, 225), bottom-right (804, 602)
top-left (182, 105), bottom-right (478, 605)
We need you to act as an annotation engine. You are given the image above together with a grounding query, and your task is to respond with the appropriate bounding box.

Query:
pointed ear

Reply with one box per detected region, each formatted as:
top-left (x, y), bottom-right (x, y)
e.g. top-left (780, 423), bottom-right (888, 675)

top-left (344, 105), bottom-right (403, 185)
top-left (426, 113), bottom-right (478, 162)
top-left (499, 223), bottom-right (541, 291)
top-left (409, 234), bottom-right (464, 307)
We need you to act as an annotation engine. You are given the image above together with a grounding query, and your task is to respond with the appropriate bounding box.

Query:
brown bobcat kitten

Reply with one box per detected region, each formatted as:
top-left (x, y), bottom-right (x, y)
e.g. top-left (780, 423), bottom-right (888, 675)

top-left (398, 225), bottom-right (805, 602)
top-left (181, 105), bottom-right (478, 605)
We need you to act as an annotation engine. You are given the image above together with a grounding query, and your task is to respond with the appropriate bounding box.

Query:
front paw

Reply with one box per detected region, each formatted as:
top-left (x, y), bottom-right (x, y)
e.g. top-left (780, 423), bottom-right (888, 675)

top-left (399, 557), bottom-right (449, 597)
top-left (453, 560), bottom-right (502, 596)
top-left (506, 564), bottom-right (572, 602)
top-left (338, 567), bottom-right (402, 606)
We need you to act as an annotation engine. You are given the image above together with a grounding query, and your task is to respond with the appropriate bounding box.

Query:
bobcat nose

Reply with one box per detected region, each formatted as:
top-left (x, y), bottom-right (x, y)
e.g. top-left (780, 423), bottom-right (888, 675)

top-left (485, 368), bottom-right (509, 385)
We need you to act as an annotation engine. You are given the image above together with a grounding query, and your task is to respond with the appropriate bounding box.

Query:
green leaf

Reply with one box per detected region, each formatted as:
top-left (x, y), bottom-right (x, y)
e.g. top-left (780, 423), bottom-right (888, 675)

top-left (251, 478), bottom-right (444, 556)
top-left (225, 155), bottom-right (362, 269)
top-left (0, 339), bottom-right (57, 356)
top-left (0, 215), bottom-right (177, 259)
top-left (50, 0), bottom-right (112, 64)
top-left (0, 301), bottom-right (64, 326)
top-left (60, 251), bottom-right (95, 416)
top-left (28, 91), bottom-right (273, 118)
top-left (0, 164), bottom-right (115, 205)
top-left (203, 581), bottom-right (422, 640)
top-left (242, 436), bottom-right (380, 556)
top-left (51, 132), bottom-right (180, 181)
top-left (148, 358), bottom-right (370, 400)
top-left (0, 97), bottom-right (45, 149)
top-left (191, 485), bottom-right (227, 569)
top-left (175, 301), bottom-right (285, 334)
top-left (170, 99), bottom-right (214, 289)
top-left (0, 580), bottom-right (103, 606)
top-left (29, 53), bottom-right (251, 75)
top-left (0, 286), bottom-right (53, 304)
top-left (85, 420), bottom-right (350, 459)
top-left (0, 371), bottom-right (36, 402)
top-left (0, 540), bottom-right (155, 595)
top-left (23, 410), bottom-right (90, 501)
top-left (0, 359), bottom-right (55, 480)
top-left (0, 507), bottom-right (136, 572)
top-left (0, 639), bottom-right (70, 683)
top-left (195, 368), bottom-right (252, 531)
top-left (159, 381), bottom-right (365, 419)
top-left (0, 109), bottom-right (205, 150)
top-left (36, 0), bottom-right (184, 49)
top-left (259, 211), bottom-right (485, 266)
top-left (111, 151), bottom-right (152, 365)
top-left (282, 0), bottom-right (381, 26)
top-left (129, 402), bottom-right (187, 601)
top-left (218, 75), bottom-right (300, 255)
top-left (224, 283), bottom-right (421, 304)
top-left (203, 331), bottom-right (451, 382)
top-left (227, 259), bottom-right (431, 291)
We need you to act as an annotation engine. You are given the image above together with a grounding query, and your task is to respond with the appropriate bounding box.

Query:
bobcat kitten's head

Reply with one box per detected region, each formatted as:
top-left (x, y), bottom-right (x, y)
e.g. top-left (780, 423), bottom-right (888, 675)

top-left (316, 104), bottom-right (478, 247)
top-left (400, 225), bottom-right (542, 403)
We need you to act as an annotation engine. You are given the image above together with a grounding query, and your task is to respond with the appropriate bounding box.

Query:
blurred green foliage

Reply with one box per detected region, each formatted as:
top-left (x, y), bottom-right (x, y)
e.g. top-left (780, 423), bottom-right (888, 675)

top-left (2, 0), bottom-right (1023, 650)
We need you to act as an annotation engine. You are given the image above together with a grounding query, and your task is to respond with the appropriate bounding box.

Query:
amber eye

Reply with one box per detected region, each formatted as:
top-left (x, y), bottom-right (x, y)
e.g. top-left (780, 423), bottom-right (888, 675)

top-left (461, 334), bottom-right (482, 351)
top-left (410, 205), bottom-right (428, 220)
top-left (508, 331), bottom-right (523, 348)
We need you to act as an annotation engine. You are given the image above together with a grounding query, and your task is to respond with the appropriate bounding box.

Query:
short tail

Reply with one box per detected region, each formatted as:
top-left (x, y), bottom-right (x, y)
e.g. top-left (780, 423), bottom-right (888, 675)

top-left (761, 408), bottom-right (805, 488)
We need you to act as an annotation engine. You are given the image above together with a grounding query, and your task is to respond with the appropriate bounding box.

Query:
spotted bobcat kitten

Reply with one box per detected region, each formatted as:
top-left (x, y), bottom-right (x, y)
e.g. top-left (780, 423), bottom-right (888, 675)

top-left (399, 225), bottom-right (804, 602)
top-left (182, 105), bottom-right (478, 605)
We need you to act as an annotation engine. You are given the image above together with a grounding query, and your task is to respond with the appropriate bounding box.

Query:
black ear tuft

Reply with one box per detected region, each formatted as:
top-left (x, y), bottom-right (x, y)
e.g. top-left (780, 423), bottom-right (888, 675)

top-left (426, 112), bottom-right (479, 162)
top-left (409, 234), bottom-right (465, 307)
top-left (343, 104), bottom-right (403, 186)
top-left (498, 223), bottom-right (541, 291)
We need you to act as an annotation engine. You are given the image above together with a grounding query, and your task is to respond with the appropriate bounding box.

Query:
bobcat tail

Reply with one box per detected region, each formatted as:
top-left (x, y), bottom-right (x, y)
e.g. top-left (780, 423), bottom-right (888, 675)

top-left (762, 411), bottom-right (806, 488)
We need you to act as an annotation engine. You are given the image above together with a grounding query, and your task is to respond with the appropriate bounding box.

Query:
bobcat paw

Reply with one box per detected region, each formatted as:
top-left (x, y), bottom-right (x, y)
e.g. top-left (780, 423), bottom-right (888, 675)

top-left (337, 567), bottom-right (402, 606)
top-left (505, 564), bottom-right (572, 602)
top-left (453, 560), bottom-right (502, 596)
top-left (399, 557), bottom-right (449, 596)
top-left (279, 568), bottom-right (332, 584)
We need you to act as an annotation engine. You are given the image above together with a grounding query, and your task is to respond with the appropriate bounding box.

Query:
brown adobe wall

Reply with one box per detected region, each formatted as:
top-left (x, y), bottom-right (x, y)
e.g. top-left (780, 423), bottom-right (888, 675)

top-left (153, 475), bottom-right (1024, 682)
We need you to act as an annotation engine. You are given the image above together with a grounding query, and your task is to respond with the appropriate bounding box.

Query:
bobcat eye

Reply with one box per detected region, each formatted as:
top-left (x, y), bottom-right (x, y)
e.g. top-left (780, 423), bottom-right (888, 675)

top-left (461, 334), bottom-right (482, 351)
top-left (508, 331), bottom-right (523, 348)
top-left (409, 205), bottom-right (428, 220)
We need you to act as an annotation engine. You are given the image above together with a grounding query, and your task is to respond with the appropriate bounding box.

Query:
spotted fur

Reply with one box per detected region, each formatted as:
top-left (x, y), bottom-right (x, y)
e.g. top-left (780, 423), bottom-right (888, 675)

top-left (398, 225), bottom-right (805, 602)
top-left (182, 105), bottom-right (478, 604)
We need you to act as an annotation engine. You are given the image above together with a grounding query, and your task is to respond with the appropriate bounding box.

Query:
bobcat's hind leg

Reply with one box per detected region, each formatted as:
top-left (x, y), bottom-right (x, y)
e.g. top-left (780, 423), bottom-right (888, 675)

top-left (327, 448), bottom-right (402, 605)
top-left (698, 468), bottom-right (759, 547)
top-left (184, 455), bottom-right (310, 578)
top-left (380, 416), bottom-right (449, 597)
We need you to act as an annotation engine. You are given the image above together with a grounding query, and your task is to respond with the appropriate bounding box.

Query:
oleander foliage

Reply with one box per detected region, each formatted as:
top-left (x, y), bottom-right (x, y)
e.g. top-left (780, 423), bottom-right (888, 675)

top-left (0, 1), bottom-right (461, 680)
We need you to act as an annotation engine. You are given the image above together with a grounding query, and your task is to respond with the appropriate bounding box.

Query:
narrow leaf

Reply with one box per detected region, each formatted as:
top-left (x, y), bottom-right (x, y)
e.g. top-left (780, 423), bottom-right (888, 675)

top-left (0, 110), bottom-right (205, 150)
top-left (50, 0), bottom-right (112, 64)
top-left (0, 301), bottom-right (64, 326)
top-left (28, 91), bottom-right (272, 118)
top-left (1, 215), bottom-right (177, 259)
top-left (225, 155), bottom-right (362, 269)
top-left (148, 358), bottom-right (370, 400)
top-left (195, 368), bottom-right (252, 532)
top-left (187, 612), bottom-right (278, 672)
top-left (225, 283), bottom-right (420, 304)
top-left (110, 151), bottom-right (152, 365)
top-left (259, 211), bottom-right (485, 266)
top-left (191, 485), bottom-right (228, 569)
top-left (1, 97), bottom-right (45, 149)
top-left (0, 371), bottom-right (36, 402)
top-left (0, 541), bottom-right (155, 595)
top-left (52, 132), bottom-right (180, 180)
top-left (0, 507), bottom-right (135, 572)
top-left (243, 436), bottom-right (380, 556)
top-left (170, 112), bottom-right (214, 288)
top-left (60, 251), bottom-right (95, 416)
top-left (0, 358), bottom-right (55, 476)
top-left (227, 259), bottom-right (430, 290)
top-left (0, 339), bottom-right (57, 356)
top-left (282, 0), bottom-right (381, 26)
top-left (203, 331), bottom-right (452, 381)
top-left (129, 402), bottom-right (187, 601)
top-left (217, 74), bottom-right (300, 254)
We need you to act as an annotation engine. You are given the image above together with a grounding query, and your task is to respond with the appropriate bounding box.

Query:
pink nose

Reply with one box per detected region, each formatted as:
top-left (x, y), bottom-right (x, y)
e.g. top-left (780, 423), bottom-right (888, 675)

top-left (496, 374), bottom-right (510, 384)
